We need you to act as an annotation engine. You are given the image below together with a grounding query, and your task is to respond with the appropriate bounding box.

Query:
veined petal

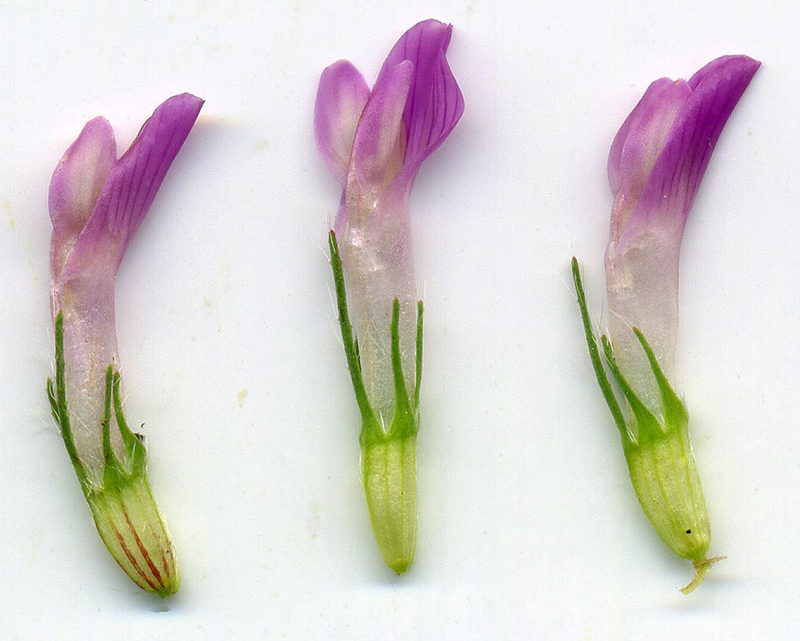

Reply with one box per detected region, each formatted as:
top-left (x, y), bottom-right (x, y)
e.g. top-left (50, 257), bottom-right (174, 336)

top-left (49, 117), bottom-right (117, 280)
top-left (608, 79), bottom-right (691, 248)
top-left (605, 55), bottom-right (759, 413)
top-left (376, 19), bottom-right (464, 181)
top-left (315, 60), bottom-right (370, 186)
top-left (627, 55), bottom-right (760, 238)
top-left (608, 79), bottom-right (691, 213)
top-left (342, 19), bottom-right (464, 227)
top-left (59, 93), bottom-right (204, 286)
top-left (687, 54), bottom-right (757, 91)
top-left (345, 60), bottom-right (413, 218)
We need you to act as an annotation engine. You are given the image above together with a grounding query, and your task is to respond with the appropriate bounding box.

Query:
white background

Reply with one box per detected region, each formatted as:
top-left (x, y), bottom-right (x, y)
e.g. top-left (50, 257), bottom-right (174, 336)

top-left (0, 1), bottom-right (796, 639)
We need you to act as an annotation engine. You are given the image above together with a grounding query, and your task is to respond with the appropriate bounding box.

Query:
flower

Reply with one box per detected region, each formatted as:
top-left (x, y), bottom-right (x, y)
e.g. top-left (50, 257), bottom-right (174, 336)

top-left (572, 56), bottom-right (759, 593)
top-left (48, 93), bottom-right (203, 596)
top-left (605, 56), bottom-right (761, 413)
top-left (315, 20), bottom-right (463, 572)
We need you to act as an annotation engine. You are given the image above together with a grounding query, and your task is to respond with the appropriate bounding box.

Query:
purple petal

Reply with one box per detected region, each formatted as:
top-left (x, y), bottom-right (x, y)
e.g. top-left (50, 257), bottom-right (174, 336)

top-left (49, 117), bottom-right (117, 279)
top-left (608, 78), bottom-right (691, 196)
top-left (630, 55), bottom-right (760, 231)
top-left (314, 60), bottom-right (370, 186)
top-left (607, 79), bottom-right (691, 245)
top-left (686, 54), bottom-right (754, 90)
top-left (49, 117), bottom-right (117, 234)
top-left (605, 55), bottom-right (760, 413)
top-left (375, 19), bottom-right (464, 180)
top-left (59, 93), bottom-right (203, 284)
top-left (92, 93), bottom-right (204, 244)
top-left (344, 60), bottom-right (414, 217)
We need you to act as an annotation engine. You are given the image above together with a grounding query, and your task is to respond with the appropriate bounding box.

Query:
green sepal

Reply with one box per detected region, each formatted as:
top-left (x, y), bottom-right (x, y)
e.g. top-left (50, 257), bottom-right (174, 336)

top-left (99, 368), bottom-right (148, 495)
top-left (386, 298), bottom-right (417, 441)
top-left (328, 230), bottom-right (423, 445)
top-left (48, 311), bottom-right (90, 493)
top-left (571, 257), bottom-right (688, 447)
top-left (633, 327), bottom-right (689, 430)
top-left (414, 300), bottom-right (423, 413)
top-left (49, 313), bottom-right (149, 498)
top-left (600, 335), bottom-right (666, 446)
top-left (328, 231), bottom-right (382, 440)
top-left (571, 258), bottom-right (632, 442)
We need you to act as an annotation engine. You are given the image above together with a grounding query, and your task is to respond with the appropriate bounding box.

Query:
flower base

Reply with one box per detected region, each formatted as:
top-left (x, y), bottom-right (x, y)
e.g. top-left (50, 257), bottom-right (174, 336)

top-left (48, 312), bottom-right (179, 596)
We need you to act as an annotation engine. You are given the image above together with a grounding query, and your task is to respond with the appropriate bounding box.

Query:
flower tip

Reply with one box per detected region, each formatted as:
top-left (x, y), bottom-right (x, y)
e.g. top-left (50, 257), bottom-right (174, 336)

top-left (168, 91), bottom-right (205, 106)
top-left (84, 114), bottom-right (114, 134)
top-left (159, 92), bottom-right (205, 120)
top-left (732, 55), bottom-right (762, 84)
top-left (413, 17), bottom-right (453, 32)
top-left (388, 557), bottom-right (413, 575)
top-left (734, 54), bottom-right (762, 69)
top-left (147, 93), bottom-right (204, 134)
top-left (321, 58), bottom-right (356, 74)
top-left (406, 18), bottom-right (455, 52)
top-left (154, 573), bottom-right (181, 598)
top-left (715, 53), bottom-right (761, 69)
top-left (688, 54), bottom-right (761, 91)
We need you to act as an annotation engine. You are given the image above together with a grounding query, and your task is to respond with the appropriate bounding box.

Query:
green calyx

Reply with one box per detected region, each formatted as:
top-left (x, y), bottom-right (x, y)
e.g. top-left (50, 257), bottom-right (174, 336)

top-left (328, 231), bottom-right (422, 445)
top-left (48, 312), bottom-right (148, 498)
top-left (571, 257), bottom-right (687, 447)
top-left (571, 258), bottom-right (714, 592)
top-left (572, 258), bottom-right (689, 448)
top-left (329, 231), bottom-right (422, 573)
top-left (362, 435), bottom-right (417, 574)
top-left (48, 312), bottom-right (179, 597)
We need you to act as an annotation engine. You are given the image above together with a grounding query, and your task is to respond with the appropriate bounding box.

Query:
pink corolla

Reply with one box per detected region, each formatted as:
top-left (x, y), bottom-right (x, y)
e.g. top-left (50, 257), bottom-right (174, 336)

top-left (605, 56), bottom-right (761, 413)
top-left (48, 94), bottom-right (203, 596)
top-left (315, 20), bottom-right (463, 572)
top-left (573, 56), bottom-right (759, 592)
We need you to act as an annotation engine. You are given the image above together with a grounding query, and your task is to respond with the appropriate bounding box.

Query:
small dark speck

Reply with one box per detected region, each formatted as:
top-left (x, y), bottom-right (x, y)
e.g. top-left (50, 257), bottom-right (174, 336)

top-left (685, 529), bottom-right (692, 534)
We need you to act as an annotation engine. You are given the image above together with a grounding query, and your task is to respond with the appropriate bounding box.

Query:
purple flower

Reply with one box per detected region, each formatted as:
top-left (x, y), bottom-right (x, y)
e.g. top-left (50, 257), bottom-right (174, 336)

top-left (605, 56), bottom-right (760, 412)
top-left (572, 55), bottom-right (759, 593)
top-left (48, 94), bottom-right (203, 596)
top-left (317, 19), bottom-right (464, 423)
top-left (315, 20), bottom-right (463, 572)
